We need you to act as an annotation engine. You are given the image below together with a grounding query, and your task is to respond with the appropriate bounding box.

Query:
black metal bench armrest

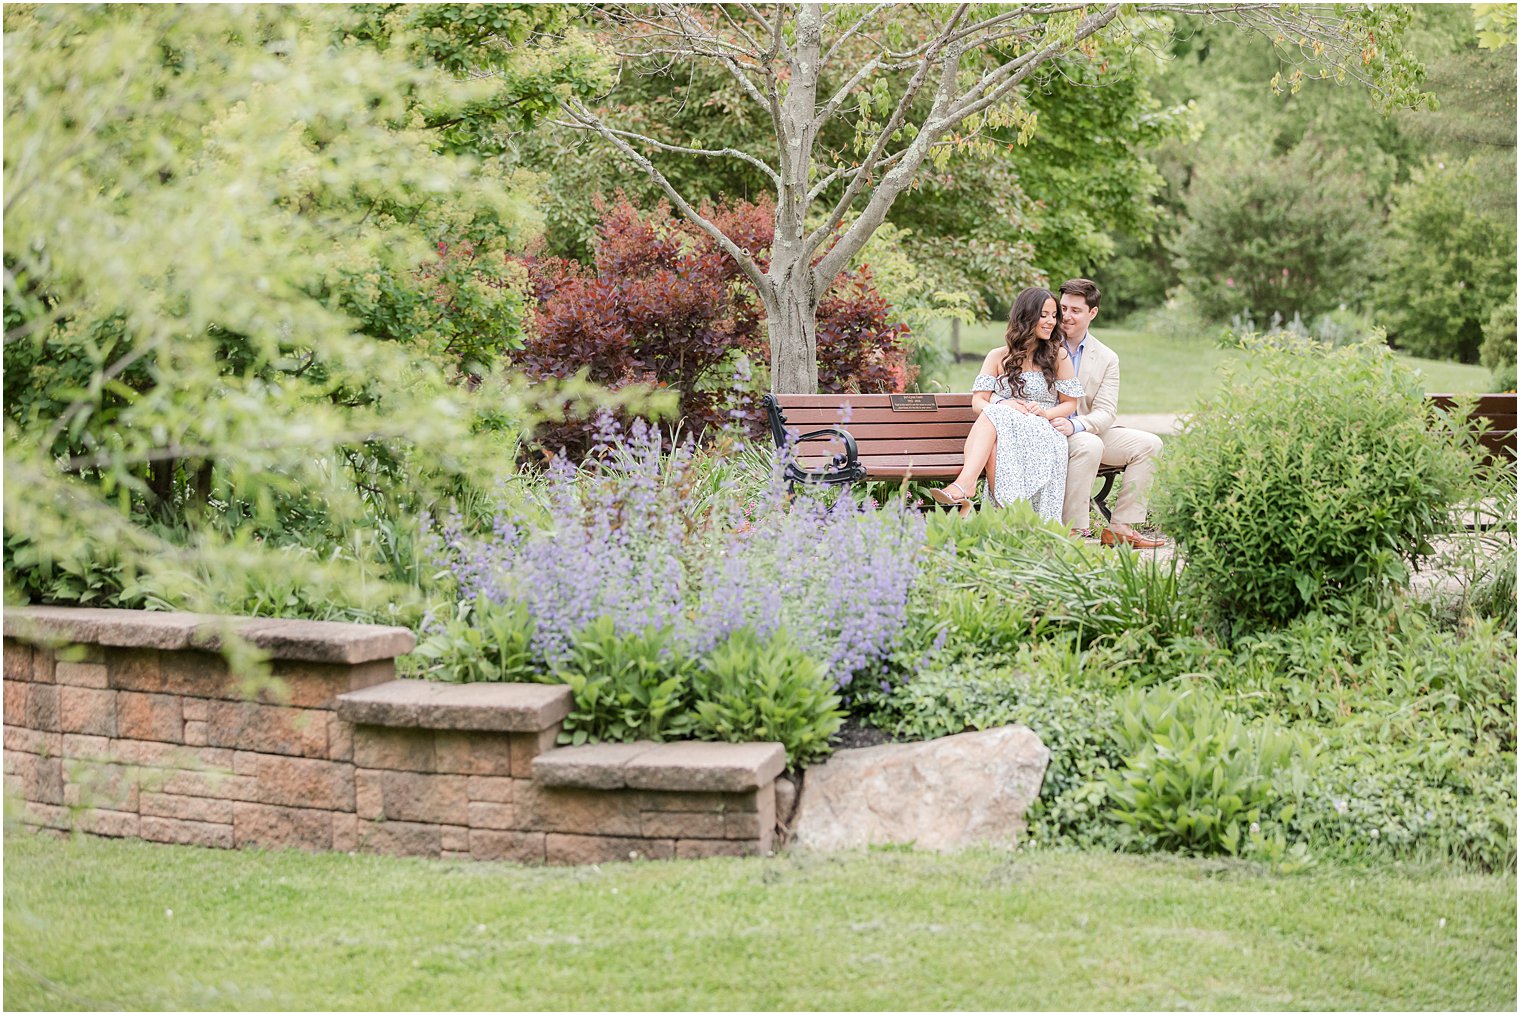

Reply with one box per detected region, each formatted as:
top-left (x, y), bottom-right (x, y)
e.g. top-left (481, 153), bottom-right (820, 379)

top-left (762, 394), bottom-right (867, 487)
top-left (780, 425), bottom-right (867, 485)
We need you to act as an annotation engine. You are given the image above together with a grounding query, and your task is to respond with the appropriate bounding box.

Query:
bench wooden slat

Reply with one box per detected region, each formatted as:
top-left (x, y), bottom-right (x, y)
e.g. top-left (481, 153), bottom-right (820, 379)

top-left (779, 407), bottom-right (982, 426)
top-left (855, 438), bottom-right (980, 455)
top-left (772, 393), bottom-right (975, 408)
top-left (830, 464), bottom-right (961, 480)
top-left (1426, 392), bottom-right (1517, 461)
top-left (785, 421), bottom-right (987, 438)
top-left (797, 451), bottom-right (966, 466)
top-left (794, 437), bottom-right (981, 456)
top-left (1427, 393), bottom-right (1517, 413)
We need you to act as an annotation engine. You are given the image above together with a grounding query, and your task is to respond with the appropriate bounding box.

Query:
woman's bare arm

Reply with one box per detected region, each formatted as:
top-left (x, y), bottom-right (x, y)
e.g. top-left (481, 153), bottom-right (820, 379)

top-left (972, 348), bottom-right (1003, 413)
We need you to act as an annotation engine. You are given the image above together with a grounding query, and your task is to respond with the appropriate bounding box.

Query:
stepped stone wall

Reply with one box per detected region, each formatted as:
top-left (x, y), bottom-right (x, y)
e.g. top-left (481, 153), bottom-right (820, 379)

top-left (3, 607), bottom-right (781, 864)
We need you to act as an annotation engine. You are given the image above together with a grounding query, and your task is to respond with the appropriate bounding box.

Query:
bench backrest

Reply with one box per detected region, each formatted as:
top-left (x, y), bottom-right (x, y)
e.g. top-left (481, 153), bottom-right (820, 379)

top-left (769, 393), bottom-right (975, 481)
top-left (1427, 393), bottom-right (1517, 462)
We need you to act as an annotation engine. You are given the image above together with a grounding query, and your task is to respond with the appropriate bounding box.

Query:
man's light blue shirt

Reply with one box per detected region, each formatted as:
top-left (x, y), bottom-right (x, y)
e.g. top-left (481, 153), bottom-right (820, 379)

top-left (1065, 333), bottom-right (1088, 433)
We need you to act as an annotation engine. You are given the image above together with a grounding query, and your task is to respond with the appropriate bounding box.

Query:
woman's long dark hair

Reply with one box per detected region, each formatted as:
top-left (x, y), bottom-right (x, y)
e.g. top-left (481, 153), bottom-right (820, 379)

top-left (1000, 286), bottom-right (1059, 398)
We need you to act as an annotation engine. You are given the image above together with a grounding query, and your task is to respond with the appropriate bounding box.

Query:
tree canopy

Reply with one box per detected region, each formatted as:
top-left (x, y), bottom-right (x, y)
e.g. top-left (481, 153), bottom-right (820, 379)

top-left (542, 3), bottom-right (1429, 391)
top-left (2, 4), bottom-right (621, 618)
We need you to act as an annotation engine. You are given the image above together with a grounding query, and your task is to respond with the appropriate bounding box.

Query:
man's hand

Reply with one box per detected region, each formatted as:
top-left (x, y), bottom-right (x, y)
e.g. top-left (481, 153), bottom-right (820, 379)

top-left (1051, 417), bottom-right (1075, 436)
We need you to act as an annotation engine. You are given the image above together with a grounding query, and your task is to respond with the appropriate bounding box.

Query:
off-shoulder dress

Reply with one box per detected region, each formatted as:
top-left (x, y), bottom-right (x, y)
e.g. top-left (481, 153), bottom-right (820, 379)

top-left (971, 370), bottom-right (1084, 521)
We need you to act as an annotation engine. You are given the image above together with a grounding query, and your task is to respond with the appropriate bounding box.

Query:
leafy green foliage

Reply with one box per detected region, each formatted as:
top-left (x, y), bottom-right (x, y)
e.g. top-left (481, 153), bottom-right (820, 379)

top-left (349, 4), bottom-right (609, 158)
top-left (1373, 158), bottom-right (1517, 363)
top-left (1104, 687), bottom-right (1304, 857)
top-left (1474, 4), bottom-right (1519, 49)
top-left (1480, 290), bottom-right (1517, 391)
top-left (1097, 6), bottom-right (1512, 324)
top-left (2, 4), bottom-right (615, 623)
top-left (554, 618), bottom-right (697, 745)
top-left (870, 581), bottom-right (1514, 868)
top-left (690, 629), bottom-right (844, 769)
top-left (1152, 335), bottom-right (1473, 629)
top-left (407, 597), bottom-right (539, 683)
top-left (545, 621), bottom-right (844, 767)
top-left (928, 502), bottom-right (1197, 648)
top-left (1173, 142), bottom-right (1380, 322)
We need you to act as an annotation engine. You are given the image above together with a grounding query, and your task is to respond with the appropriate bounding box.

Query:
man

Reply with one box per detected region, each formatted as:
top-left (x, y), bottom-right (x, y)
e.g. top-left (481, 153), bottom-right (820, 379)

top-left (1050, 278), bottom-right (1166, 548)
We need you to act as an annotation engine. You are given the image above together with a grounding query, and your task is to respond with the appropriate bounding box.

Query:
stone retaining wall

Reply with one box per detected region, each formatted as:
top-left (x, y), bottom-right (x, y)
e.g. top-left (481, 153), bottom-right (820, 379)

top-left (3, 607), bottom-right (781, 863)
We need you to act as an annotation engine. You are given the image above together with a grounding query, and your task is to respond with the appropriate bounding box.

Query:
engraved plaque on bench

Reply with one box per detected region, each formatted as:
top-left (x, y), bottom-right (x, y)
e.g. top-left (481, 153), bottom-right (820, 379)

top-left (889, 393), bottom-right (937, 412)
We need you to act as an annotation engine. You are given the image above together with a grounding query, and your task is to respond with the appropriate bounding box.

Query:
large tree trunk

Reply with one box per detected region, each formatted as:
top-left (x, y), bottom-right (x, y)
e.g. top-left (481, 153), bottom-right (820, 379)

top-left (768, 3), bottom-right (823, 394)
top-left (765, 272), bottom-right (819, 394)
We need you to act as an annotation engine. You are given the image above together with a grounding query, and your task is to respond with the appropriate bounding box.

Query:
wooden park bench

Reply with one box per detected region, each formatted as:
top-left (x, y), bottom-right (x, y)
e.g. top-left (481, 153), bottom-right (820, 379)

top-left (763, 392), bottom-right (1127, 520)
top-left (1426, 392), bottom-right (1517, 463)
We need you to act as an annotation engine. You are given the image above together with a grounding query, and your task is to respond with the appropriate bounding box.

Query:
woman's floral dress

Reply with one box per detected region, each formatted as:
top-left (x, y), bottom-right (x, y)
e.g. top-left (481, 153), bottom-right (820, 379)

top-left (972, 370), bottom-right (1084, 521)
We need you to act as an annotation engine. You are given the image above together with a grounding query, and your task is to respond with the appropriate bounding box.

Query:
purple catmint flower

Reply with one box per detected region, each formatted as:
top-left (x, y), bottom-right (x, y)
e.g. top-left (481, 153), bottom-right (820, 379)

top-left (427, 419), bottom-right (927, 686)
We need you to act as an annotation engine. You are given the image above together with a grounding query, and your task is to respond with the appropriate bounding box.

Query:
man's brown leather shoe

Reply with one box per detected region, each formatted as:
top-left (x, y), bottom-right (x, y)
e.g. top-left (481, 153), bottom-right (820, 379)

top-left (1100, 527), bottom-right (1166, 549)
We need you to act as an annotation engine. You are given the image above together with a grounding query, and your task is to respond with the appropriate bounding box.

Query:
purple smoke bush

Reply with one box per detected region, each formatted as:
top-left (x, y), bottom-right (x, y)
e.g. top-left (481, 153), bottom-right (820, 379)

top-left (430, 415), bottom-right (927, 686)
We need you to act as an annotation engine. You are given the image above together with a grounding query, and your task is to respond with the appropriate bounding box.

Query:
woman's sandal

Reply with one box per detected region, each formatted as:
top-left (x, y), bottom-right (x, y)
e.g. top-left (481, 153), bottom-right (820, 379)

top-left (929, 481), bottom-right (974, 515)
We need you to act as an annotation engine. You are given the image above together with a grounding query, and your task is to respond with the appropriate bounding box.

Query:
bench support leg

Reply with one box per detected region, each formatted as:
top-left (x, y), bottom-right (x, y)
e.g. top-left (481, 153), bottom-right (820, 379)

top-left (1092, 473), bottom-right (1116, 524)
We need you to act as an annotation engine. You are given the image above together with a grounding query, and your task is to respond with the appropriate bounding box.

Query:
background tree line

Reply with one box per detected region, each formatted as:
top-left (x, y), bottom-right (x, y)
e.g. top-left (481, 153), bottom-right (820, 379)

top-left (522, 4), bottom-right (1513, 386)
top-left (1100, 4), bottom-right (1516, 387)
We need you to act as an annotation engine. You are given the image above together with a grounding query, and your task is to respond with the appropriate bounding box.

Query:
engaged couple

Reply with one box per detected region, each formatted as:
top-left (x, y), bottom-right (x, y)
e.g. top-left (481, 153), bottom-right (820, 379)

top-left (931, 278), bottom-right (1166, 549)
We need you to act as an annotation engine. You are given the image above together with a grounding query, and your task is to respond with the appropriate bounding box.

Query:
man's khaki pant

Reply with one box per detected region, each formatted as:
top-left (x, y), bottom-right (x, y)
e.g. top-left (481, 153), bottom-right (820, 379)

top-left (1064, 426), bottom-right (1163, 529)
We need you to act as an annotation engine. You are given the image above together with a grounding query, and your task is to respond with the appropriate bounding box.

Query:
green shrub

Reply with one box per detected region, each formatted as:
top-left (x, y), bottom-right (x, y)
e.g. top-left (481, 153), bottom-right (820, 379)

top-left (1198, 603), bottom-right (1515, 869)
top-left (1480, 292), bottom-right (1517, 391)
top-left (1221, 604), bottom-right (1516, 748)
top-left (1104, 686), bottom-right (1306, 857)
top-left (534, 619), bottom-right (847, 767)
top-left (1277, 741), bottom-right (1516, 872)
top-left (1152, 334), bottom-right (1473, 629)
top-left (929, 501), bottom-right (1196, 648)
top-left (690, 629), bottom-right (844, 768)
top-left (1372, 158), bottom-right (1516, 363)
top-left (1469, 545), bottom-right (1517, 625)
top-left (554, 618), bottom-right (696, 745)
top-left (407, 597), bottom-right (539, 683)
top-left (1172, 142), bottom-right (1379, 323)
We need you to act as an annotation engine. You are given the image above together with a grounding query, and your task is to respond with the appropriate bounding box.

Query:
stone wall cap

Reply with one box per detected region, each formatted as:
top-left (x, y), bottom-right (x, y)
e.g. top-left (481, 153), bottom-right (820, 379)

top-left (4, 606), bottom-right (413, 664)
top-left (532, 742), bottom-right (660, 789)
top-left (335, 679), bottom-right (571, 732)
top-left (622, 740), bottom-right (786, 792)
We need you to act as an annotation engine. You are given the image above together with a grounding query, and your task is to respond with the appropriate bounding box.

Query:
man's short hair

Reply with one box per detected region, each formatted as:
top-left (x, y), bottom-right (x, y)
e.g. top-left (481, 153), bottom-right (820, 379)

top-left (1059, 278), bottom-right (1101, 310)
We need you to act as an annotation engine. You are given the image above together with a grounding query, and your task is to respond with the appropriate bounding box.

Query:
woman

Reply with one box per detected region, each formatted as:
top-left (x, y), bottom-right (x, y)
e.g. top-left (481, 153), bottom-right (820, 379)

top-left (930, 287), bottom-right (1082, 522)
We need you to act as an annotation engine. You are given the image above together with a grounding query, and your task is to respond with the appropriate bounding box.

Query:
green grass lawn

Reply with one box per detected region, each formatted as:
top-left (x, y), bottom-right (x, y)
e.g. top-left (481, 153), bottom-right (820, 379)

top-left (5, 830), bottom-right (1514, 1011)
top-left (920, 321), bottom-right (1496, 413)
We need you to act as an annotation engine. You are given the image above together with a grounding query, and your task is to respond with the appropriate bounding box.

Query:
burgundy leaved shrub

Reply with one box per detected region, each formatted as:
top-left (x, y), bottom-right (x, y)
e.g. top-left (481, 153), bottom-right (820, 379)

top-left (816, 265), bottom-right (914, 394)
top-left (515, 196), bottom-right (914, 459)
top-left (515, 196), bottom-right (764, 459)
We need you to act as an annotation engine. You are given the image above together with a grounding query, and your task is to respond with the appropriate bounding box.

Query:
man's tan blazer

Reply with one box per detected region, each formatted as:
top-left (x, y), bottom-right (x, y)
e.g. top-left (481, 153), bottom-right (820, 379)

top-left (1070, 332), bottom-right (1119, 436)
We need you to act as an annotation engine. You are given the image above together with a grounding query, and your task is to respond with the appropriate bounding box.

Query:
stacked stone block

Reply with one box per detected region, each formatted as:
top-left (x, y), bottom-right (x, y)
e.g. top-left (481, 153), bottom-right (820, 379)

top-left (3, 609), bottom-right (403, 853)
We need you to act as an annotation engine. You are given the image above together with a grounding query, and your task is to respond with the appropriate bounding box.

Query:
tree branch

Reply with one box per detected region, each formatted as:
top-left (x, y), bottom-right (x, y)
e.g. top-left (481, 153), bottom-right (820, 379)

top-left (942, 3), bottom-right (1092, 49)
top-left (948, 5), bottom-right (1123, 124)
top-left (806, 148), bottom-right (911, 203)
top-left (559, 98), bottom-right (770, 296)
top-left (821, 2), bottom-right (894, 66)
top-left (813, 54), bottom-right (884, 133)
top-left (803, 8), bottom-right (967, 259)
top-left (552, 117), bottom-right (781, 185)
top-left (815, 3), bottom-right (1123, 285)
top-left (715, 4), bottom-right (767, 58)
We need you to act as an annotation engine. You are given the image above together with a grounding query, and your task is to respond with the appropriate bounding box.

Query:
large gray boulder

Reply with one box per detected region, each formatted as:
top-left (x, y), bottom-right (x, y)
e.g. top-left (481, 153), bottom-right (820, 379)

top-left (789, 725), bottom-right (1050, 852)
